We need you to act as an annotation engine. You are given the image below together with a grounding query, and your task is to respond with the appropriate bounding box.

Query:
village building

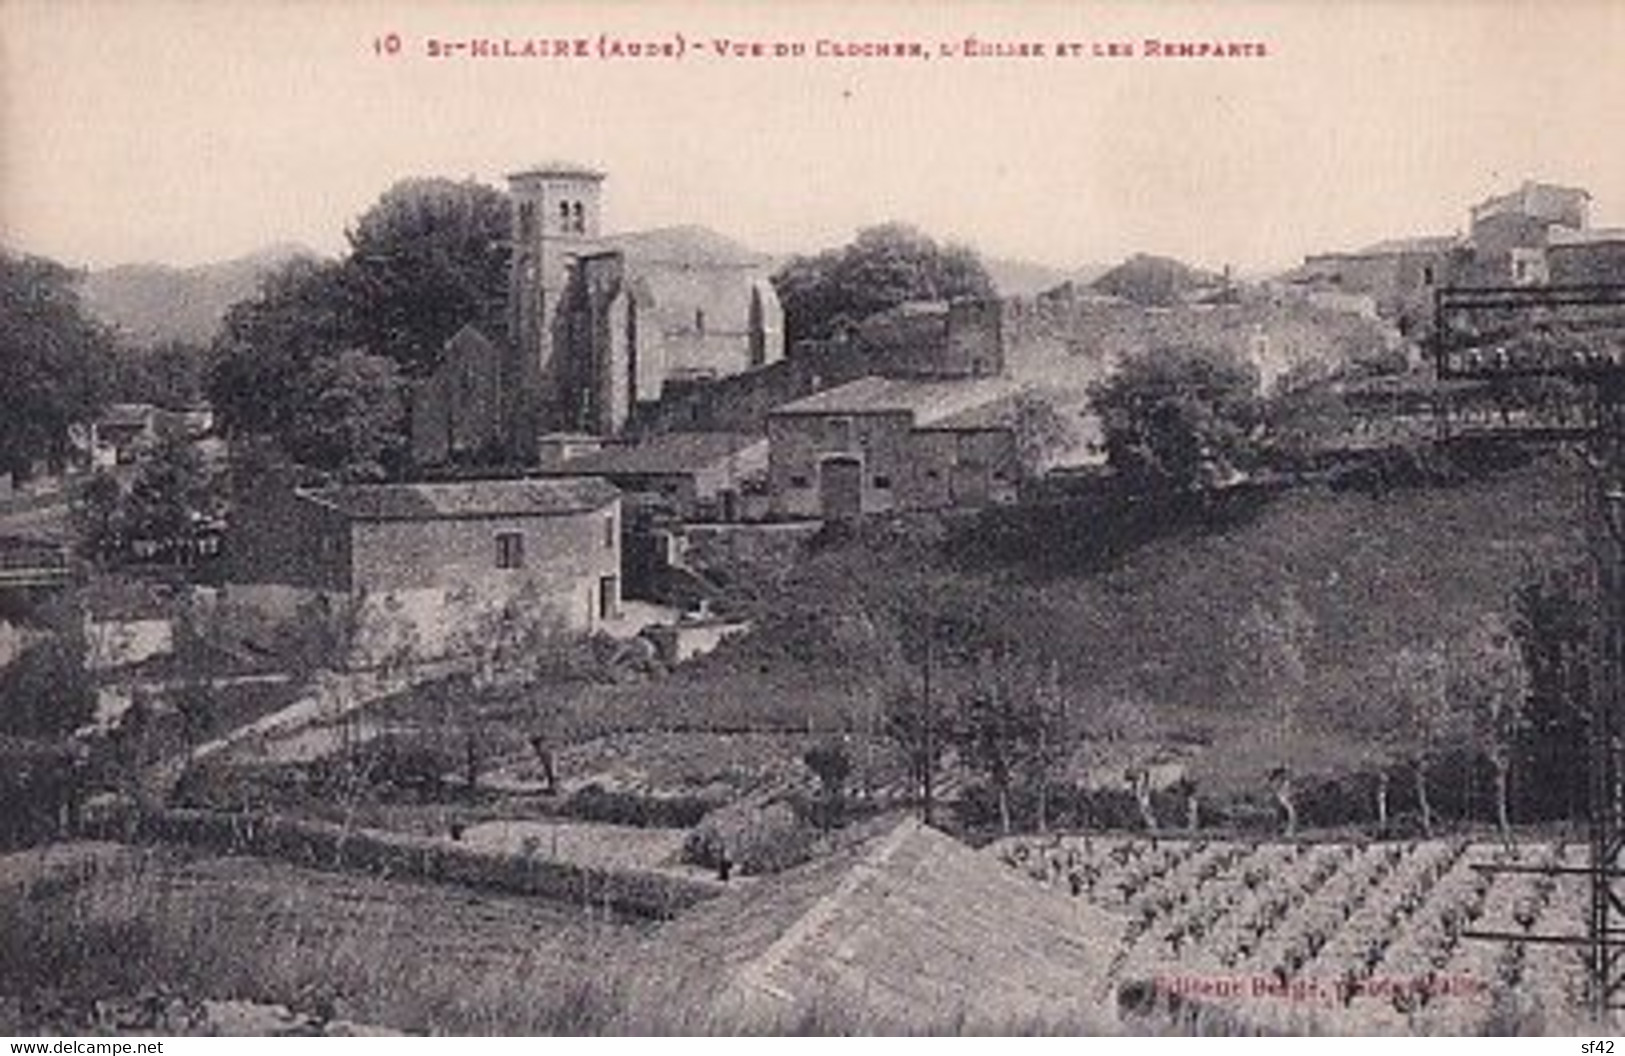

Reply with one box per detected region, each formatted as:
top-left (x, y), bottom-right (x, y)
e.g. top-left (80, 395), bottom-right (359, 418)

top-left (410, 163), bottom-right (785, 467)
top-left (1295, 181), bottom-right (1622, 335)
top-left (766, 375), bottom-right (1023, 520)
top-left (225, 477), bottom-right (622, 665)
top-left (531, 431), bottom-right (770, 523)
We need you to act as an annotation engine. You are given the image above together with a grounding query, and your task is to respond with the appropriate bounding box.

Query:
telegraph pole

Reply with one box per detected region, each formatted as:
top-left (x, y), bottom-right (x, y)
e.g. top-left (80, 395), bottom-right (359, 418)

top-left (1434, 283), bottom-right (1625, 1022)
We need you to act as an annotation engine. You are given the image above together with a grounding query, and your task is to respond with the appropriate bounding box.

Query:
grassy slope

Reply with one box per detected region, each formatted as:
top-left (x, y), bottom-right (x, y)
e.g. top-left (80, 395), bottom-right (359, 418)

top-left (365, 455), bottom-right (1586, 805)
top-left (600, 456), bottom-right (1584, 787)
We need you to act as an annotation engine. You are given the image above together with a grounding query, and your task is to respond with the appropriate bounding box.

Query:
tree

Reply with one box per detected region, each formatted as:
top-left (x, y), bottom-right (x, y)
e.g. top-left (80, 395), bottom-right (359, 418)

top-left (802, 741), bottom-right (852, 831)
top-left (1011, 389), bottom-right (1081, 477)
top-left (955, 649), bottom-right (1023, 835)
top-left (207, 177), bottom-right (507, 479)
top-left (1091, 253), bottom-right (1218, 307)
top-left (72, 470), bottom-right (125, 567)
top-left (771, 222), bottom-right (994, 342)
top-left (0, 251), bottom-right (114, 478)
top-left (1510, 566), bottom-right (1591, 822)
top-left (0, 607), bottom-right (95, 740)
top-left (1087, 344), bottom-right (1262, 493)
top-left (884, 679), bottom-right (949, 825)
top-left (1382, 644), bottom-right (1455, 836)
top-left (106, 340), bottom-right (212, 410)
top-left (284, 349), bottom-right (406, 483)
top-left (122, 433), bottom-right (222, 562)
top-left (344, 177), bottom-right (510, 377)
top-left (208, 257), bottom-right (355, 439)
top-left (955, 649), bottom-right (1077, 835)
top-left (1229, 590), bottom-right (1314, 836)
top-left (1451, 614), bottom-right (1532, 843)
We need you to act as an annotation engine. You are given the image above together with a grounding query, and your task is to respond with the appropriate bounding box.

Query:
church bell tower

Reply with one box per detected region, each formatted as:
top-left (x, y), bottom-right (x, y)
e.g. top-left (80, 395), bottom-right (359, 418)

top-left (506, 162), bottom-right (605, 453)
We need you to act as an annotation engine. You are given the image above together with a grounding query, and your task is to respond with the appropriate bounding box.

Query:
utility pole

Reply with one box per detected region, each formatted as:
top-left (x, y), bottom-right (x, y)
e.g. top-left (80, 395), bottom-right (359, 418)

top-left (1434, 283), bottom-right (1625, 1024)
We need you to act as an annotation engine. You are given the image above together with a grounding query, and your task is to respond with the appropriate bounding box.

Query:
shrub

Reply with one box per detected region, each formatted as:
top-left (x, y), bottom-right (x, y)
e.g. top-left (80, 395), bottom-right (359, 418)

top-left (683, 798), bottom-right (818, 876)
top-left (561, 784), bottom-right (718, 829)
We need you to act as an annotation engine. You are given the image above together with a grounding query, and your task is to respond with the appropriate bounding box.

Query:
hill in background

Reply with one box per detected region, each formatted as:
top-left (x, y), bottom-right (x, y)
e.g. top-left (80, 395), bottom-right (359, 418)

top-left (78, 243), bottom-right (321, 348)
top-left (1090, 253), bottom-right (1226, 306)
top-left (983, 256), bottom-right (1112, 298)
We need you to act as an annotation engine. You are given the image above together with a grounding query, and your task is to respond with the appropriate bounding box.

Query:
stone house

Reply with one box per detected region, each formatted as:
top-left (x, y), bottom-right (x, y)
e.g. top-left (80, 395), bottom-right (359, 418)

top-left (533, 431), bottom-right (770, 523)
top-left (226, 477), bottom-right (623, 666)
top-left (1296, 181), bottom-right (1623, 335)
top-left (766, 376), bottom-right (1022, 520)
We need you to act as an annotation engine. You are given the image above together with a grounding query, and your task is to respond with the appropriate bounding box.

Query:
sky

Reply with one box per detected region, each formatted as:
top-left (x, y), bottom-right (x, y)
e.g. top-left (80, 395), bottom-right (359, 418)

top-left (2, 0), bottom-right (1623, 275)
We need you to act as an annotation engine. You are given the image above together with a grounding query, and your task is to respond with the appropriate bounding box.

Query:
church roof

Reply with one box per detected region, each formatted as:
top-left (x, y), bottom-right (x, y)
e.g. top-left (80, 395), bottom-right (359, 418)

top-left (297, 478), bottom-right (619, 521)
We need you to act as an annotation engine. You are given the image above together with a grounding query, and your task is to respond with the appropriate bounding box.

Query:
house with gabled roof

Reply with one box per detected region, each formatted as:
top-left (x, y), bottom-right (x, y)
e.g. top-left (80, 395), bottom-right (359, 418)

top-left (226, 476), bottom-right (623, 665)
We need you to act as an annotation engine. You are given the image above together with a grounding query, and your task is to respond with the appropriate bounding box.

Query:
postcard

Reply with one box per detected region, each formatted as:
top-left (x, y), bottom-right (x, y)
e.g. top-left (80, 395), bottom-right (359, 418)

top-left (2, 0), bottom-right (1623, 1040)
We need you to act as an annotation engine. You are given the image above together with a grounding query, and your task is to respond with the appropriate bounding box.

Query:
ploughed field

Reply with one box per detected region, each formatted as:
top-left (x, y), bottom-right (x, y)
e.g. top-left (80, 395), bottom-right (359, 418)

top-left (992, 835), bottom-right (1593, 1035)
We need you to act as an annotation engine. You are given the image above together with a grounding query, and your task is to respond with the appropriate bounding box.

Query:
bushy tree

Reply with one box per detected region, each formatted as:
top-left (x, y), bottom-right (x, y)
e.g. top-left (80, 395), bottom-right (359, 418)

top-left (208, 177), bottom-right (507, 478)
top-left (344, 177), bottom-right (510, 376)
top-left (1087, 344), bottom-right (1262, 493)
top-left (0, 610), bottom-right (95, 740)
top-left (0, 251), bottom-right (114, 478)
top-left (1011, 389), bottom-right (1081, 476)
top-left (284, 349), bottom-right (406, 483)
top-left (106, 340), bottom-right (212, 410)
top-left (1091, 253), bottom-right (1218, 307)
top-left (123, 432), bottom-right (222, 555)
top-left (209, 257), bottom-right (355, 439)
top-left (771, 222), bottom-right (994, 342)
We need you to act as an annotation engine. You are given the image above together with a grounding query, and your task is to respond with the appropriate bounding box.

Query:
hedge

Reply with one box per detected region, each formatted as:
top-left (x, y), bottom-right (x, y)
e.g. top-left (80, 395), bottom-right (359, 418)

top-left (125, 808), bottom-right (722, 919)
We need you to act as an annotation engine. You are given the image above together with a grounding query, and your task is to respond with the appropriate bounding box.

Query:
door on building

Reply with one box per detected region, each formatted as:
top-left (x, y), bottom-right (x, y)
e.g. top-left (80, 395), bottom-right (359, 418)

top-left (818, 455), bottom-right (864, 521)
top-left (599, 575), bottom-right (619, 622)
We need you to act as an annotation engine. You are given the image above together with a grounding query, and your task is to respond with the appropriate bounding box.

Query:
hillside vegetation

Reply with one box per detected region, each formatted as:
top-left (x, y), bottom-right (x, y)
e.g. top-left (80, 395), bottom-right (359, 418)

top-left (686, 452), bottom-right (1586, 796)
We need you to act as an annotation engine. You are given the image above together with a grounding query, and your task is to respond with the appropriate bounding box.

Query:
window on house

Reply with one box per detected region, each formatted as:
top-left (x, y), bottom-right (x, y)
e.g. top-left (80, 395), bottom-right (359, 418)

top-left (599, 575), bottom-right (619, 621)
top-left (872, 474), bottom-right (892, 489)
top-left (495, 531), bottom-right (525, 569)
top-left (1422, 265), bottom-right (1436, 286)
top-left (789, 474), bottom-right (810, 488)
top-left (603, 513), bottom-right (617, 550)
top-left (559, 201), bottom-right (571, 229)
top-left (572, 201), bottom-right (586, 233)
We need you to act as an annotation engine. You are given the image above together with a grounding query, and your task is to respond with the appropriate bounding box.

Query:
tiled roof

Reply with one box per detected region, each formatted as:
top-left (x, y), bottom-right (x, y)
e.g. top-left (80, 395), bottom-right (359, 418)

top-left (770, 375), bottom-right (1018, 426)
top-left (632, 817), bottom-right (1121, 1031)
top-left (298, 478), bottom-right (619, 520)
top-left (1354, 235), bottom-right (1462, 256)
top-left (540, 432), bottom-right (766, 477)
top-left (1549, 226), bottom-right (1625, 247)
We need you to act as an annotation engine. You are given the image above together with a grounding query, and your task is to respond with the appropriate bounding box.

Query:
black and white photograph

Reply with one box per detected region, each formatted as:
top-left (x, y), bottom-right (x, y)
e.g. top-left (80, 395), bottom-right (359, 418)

top-left (2, 0), bottom-right (1624, 1038)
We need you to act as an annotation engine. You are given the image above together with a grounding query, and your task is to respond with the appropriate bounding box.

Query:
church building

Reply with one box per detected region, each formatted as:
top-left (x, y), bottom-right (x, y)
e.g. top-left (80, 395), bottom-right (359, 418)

top-left (411, 162), bottom-right (785, 467)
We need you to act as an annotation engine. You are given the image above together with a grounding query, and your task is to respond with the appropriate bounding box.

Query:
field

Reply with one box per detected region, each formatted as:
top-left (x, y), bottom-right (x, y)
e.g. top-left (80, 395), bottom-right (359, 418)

top-left (0, 843), bottom-right (648, 1035)
top-left (992, 834), bottom-right (1594, 1035)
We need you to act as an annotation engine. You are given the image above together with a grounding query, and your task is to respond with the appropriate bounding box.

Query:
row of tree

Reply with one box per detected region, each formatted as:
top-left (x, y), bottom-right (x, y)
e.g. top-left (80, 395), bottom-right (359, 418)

top-left (765, 537), bottom-right (1576, 840)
